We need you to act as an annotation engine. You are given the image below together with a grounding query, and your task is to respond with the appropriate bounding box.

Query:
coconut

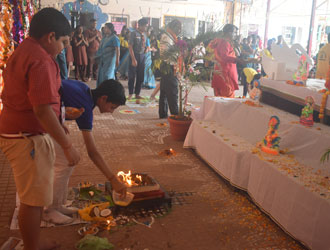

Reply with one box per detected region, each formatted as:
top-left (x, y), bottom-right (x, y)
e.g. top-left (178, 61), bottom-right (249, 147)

top-left (100, 208), bottom-right (111, 217)
top-left (89, 206), bottom-right (100, 217)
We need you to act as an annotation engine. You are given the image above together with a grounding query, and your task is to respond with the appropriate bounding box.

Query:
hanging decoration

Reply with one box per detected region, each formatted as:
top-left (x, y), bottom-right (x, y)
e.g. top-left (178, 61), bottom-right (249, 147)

top-left (0, 0), bottom-right (39, 113)
top-left (0, 1), bottom-right (14, 113)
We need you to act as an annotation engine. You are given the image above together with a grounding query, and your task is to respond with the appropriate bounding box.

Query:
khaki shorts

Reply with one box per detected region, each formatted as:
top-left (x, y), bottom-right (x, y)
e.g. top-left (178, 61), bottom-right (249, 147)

top-left (0, 134), bottom-right (55, 207)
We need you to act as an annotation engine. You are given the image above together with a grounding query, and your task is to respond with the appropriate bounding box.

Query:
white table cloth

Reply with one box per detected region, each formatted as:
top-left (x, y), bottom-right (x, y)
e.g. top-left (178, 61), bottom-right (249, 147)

top-left (261, 78), bottom-right (329, 112)
top-left (185, 97), bottom-right (330, 250)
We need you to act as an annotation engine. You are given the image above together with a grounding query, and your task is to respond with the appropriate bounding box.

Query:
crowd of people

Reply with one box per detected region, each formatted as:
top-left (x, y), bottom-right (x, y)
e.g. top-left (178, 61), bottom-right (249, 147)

top-left (59, 16), bottom-right (278, 109)
top-left (58, 17), bottom-right (162, 97)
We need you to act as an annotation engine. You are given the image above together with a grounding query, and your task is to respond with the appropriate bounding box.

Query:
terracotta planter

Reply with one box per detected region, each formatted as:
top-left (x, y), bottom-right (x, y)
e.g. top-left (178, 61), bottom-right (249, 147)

top-left (168, 116), bottom-right (193, 141)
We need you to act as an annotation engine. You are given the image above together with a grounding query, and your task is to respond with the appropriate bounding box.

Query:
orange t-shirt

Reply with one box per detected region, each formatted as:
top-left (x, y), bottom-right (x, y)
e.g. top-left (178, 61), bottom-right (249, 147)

top-left (316, 43), bottom-right (330, 79)
top-left (0, 37), bottom-right (61, 134)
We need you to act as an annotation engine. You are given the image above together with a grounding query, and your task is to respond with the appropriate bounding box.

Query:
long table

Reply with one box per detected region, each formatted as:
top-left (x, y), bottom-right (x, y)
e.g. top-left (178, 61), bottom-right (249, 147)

top-left (261, 78), bottom-right (329, 115)
top-left (184, 97), bottom-right (330, 250)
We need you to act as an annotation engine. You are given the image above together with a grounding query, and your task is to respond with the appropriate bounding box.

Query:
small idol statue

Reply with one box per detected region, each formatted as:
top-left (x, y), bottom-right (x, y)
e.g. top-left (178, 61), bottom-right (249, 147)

top-left (300, 96), bottom-right (314, 127)
top-left (292, 54), bottom-right (308, 86)
top-left (249, 77), bottom-right (262, 104)
top-left (259, 116), bottom-right (281, 155)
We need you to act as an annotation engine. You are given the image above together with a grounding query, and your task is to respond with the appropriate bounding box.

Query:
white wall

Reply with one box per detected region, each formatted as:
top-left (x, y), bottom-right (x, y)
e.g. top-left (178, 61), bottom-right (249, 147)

top-left (41, 0), bottom-right (226, 37)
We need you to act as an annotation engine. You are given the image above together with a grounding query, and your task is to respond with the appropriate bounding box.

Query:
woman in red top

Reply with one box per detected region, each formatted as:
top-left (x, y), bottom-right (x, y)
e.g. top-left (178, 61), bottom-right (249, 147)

top-left (66, 30), bottom-right (74, 78)
top-left (211, 24), bottom-right (243, 98)
top-left (73, 25), bottom-right (88, 81)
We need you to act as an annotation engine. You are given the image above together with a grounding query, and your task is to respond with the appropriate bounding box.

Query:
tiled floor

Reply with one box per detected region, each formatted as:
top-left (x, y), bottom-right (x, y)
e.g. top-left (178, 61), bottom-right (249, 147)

top-left (0, 150), bottom-right (16, 245)
top-left (0, 80), bottom-right (307, 249)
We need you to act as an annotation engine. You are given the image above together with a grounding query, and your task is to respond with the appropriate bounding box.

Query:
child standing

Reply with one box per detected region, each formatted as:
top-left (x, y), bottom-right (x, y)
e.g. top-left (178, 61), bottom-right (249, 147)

top-left (73, 25), bottom-right (89, 81)
top-left (0, 8), bottom-right (80, 250)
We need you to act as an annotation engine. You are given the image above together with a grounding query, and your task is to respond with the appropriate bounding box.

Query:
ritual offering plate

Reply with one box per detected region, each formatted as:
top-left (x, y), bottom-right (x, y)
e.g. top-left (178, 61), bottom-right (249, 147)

top-left (112, 191), bottom-right (134, 206)
top-left (78, 224), bottom-right (99, 236)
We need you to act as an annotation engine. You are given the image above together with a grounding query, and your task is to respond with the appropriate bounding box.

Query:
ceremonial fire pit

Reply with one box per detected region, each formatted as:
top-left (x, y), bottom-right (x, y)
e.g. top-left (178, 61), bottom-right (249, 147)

top-left (107, 171), bottom-right (172, 210)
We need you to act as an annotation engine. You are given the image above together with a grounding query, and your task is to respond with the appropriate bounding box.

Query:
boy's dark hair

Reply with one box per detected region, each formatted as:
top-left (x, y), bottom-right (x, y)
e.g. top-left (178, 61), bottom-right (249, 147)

top-left (92, 79), bottom-right (126, 105)
top-left (253, 73), bottom-right (262, 81)
top-left (29, 8), bottom-right (71, 40)
top-left (138, 18), bottom-right (148, 27)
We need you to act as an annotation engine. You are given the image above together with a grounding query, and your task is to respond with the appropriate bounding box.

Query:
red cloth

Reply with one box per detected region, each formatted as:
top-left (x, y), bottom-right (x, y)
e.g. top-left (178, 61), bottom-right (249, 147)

top-left (84, 28), bottom-right (101, 54)
top-left (73, 35), bottom-right (88, 66)
top-left (0, 37), bottom-right (61, 134)
top-left (211, 38), bottom-right (238, 97)
top-left (66, 44), bottom-right (74, 64)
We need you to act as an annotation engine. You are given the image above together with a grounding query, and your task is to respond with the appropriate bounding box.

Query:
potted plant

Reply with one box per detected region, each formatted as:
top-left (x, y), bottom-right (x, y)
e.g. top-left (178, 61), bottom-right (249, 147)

top-left (160, 31), bottom-right (221, 141)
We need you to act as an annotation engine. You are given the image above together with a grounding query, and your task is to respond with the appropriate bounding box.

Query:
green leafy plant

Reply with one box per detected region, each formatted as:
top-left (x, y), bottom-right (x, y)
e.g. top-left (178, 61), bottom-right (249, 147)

top-left (320, 149), bottom-right (330, 163)
top-left (160, 31), bottom-right (223, 118)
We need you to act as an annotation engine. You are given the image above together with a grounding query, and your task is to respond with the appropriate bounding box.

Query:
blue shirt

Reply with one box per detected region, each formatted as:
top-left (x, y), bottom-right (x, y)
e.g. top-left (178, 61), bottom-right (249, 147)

top-left (129, 30), bottom-right (147, 54)
top-left (61, 80), bottom-right (95, 130)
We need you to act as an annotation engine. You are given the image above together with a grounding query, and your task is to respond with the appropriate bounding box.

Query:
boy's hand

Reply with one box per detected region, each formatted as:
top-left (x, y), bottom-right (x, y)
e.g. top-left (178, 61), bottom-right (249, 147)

top-left (110, 176), bottom-right (127, 198)
top-left (63, 145), bottom-right (80, 167)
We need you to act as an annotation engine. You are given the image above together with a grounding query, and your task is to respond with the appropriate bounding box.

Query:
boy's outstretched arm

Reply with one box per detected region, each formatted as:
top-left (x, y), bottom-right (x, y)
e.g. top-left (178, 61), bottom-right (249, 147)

top-left (33, 104), bottom-right (80, 166)
top-left (81, 130), bottom-right (127, 196)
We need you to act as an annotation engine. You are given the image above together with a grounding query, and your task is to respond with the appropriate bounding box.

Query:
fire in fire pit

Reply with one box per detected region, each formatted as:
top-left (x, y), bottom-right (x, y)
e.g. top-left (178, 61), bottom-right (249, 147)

top-left (108, 173), bottom-right (172, 211)
top-left (117, 171), bottom-right (160, 193)
top-left (117, 171), bottom-right (143, 186)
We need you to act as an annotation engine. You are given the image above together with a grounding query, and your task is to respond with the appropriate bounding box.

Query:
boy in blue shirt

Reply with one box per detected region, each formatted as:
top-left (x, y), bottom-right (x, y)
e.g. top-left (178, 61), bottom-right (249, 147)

top-left (43, 79), bottom-right (127, 224)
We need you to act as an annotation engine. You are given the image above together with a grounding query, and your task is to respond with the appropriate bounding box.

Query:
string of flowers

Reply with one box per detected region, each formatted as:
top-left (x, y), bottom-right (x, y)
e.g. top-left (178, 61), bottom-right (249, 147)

top-left (319, 67), bottom-right (330, 164)
top-left (0, 0), bottom-right (38, 113)
top-left (319, 66), bottom-right (330, 120)
top-left (0, 1), bottom-right (14, 113)
top-left (319, 91), bottom-right (329, 120)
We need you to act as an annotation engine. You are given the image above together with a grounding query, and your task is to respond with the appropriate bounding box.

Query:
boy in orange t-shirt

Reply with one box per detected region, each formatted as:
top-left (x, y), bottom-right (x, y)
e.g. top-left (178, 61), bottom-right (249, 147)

top-left (0, 8), bottom-right (80, 250)
top-left (316, 33), bottom-right (330, 80)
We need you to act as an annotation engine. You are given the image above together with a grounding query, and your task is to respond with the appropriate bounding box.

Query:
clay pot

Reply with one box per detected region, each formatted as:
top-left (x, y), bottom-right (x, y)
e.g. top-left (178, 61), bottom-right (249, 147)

top-left (168, 116), bottom-right (192, 141)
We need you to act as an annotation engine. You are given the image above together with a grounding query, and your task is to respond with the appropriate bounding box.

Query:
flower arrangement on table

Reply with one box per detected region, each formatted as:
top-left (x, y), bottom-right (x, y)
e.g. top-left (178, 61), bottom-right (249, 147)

top-left (160, 31), bottom-right (222, 120)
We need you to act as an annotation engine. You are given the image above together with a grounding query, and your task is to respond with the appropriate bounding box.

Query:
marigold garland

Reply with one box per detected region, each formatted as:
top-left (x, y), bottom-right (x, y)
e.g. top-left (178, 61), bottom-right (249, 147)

top-left (0, 0), bottom-right (38, 113)
top-left (319, 92), bottom-right (329, 120)
top-left (319, 66), bottom-right (330, 120)
top-left (0, 2), bottom-right (14, 113)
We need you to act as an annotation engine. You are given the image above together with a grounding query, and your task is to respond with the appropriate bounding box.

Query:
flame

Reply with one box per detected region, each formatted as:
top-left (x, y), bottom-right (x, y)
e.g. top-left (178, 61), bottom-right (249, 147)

top-left (117, 171), bottom-right (141, 186)
top-left (106, 220), bottom-right (111, 230)
top-left (136, 175), bottom-right (142, 182)
top-left (169, 148), bottom-right (174, 153)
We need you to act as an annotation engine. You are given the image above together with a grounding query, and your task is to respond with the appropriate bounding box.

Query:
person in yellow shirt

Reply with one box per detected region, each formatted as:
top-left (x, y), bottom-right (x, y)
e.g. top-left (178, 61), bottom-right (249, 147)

top-left (316, 33), bottom-right (330, 79)
top-left (242, 67), bottom-right (258, 97)
top-left (117, 26), bottom-right (130, 79)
